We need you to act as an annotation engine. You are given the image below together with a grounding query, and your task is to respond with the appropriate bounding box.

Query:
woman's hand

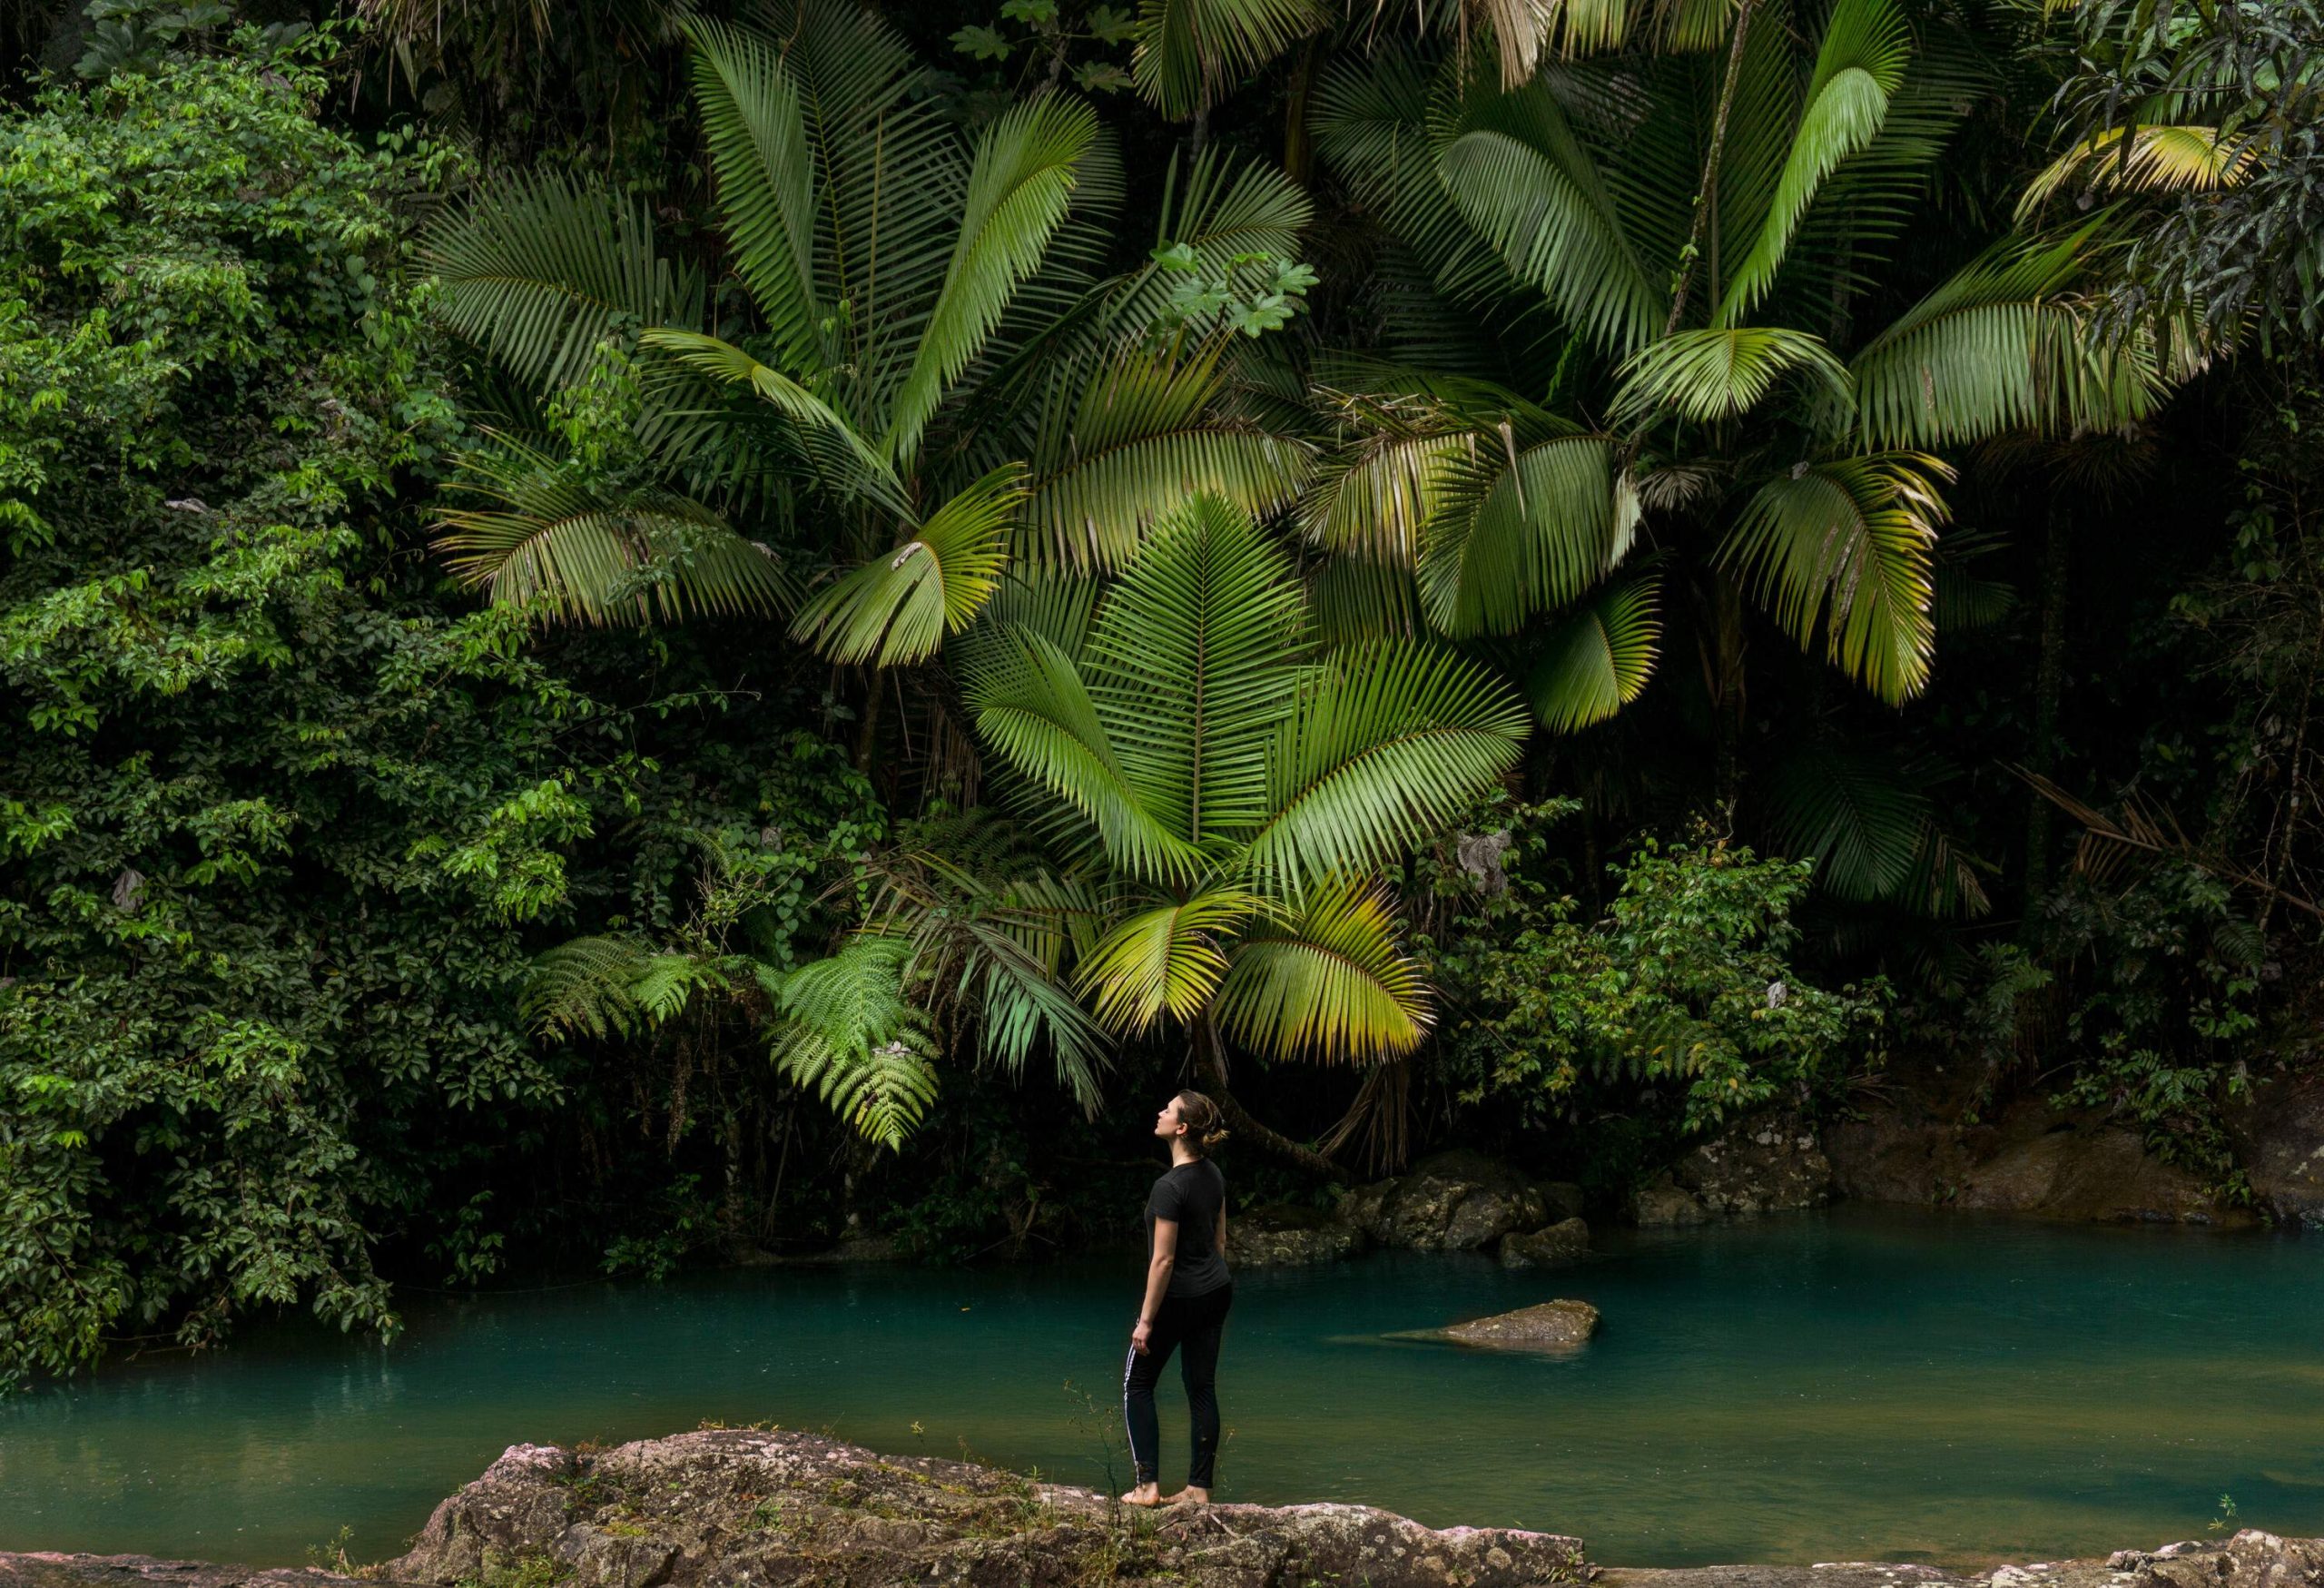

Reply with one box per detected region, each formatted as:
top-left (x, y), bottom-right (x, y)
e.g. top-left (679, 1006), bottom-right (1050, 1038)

top-left (1130, 1317), bottom-right (1153, 1355)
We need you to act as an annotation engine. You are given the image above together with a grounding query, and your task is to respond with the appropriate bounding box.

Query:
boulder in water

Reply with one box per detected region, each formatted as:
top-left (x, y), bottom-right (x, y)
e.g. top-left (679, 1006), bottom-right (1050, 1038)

top-left (1401, 1298), bottom-right (1601, 1354)
top-left (1501, 1217), bottom-right (1591, 1268)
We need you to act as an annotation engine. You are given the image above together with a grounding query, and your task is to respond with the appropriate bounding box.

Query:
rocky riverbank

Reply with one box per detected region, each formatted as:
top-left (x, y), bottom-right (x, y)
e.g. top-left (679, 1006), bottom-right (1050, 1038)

top-left (3, 1431), bottom-right (2319, 1588)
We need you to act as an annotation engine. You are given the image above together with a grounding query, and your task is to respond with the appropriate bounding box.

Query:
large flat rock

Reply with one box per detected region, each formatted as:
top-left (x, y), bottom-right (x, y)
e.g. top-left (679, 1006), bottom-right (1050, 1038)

top-left (382, 1428), bottom-right (1587, 1588)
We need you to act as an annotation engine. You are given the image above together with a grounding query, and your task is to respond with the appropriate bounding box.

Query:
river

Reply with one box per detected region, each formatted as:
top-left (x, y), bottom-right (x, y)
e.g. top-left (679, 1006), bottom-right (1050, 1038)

top-left (4, 1207), bottom-right (2319, 1567)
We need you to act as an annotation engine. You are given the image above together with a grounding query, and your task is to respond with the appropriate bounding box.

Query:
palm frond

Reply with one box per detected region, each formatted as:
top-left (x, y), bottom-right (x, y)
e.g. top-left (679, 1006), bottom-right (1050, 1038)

top-left (1417, 432), bottom-right (1627, 636)
top-left (792, 464), bottom-right (1027, 666)
top-left (1720, 451), bottom-right (1951, 705)
top-left (1763, 744), bottom-right (1932, 902)
top-left (1084, 495), bottom-right (1308, 845)
top-left (1078, 888), bottom-right (1270, 1031)
top-left (424, 173), bottom-right (704, 390)
top-left (1527, 572), bottom-right (1660, 732)
top-left (1848, 232), bottom-right (2162, 447)
top-left (1024, 342), bottom-right (1311, 570)
top-left (1436, 73), bottom-right (1664, 355)
top-left (1715, 0), bottom-right (1911, 323)
top-left (1613, 326), bottom-right (1854, 425)
top-left (1299, 402), bottom-right (1481, 565)
top-left (638, 329), bottom-right (907, 508)
top-left (1247, 639), bottom-right (1531, 888)
top-left (1215, 876), bottom-right (1430, 1062)
top-left (1932, 526), bottom-right (2016, 630)
top-left (1310, 51), bottom-right (1533, 311)
top-left (883, 96), bottom-right (1100, 465)
top-left (2019, 123), bottom-right (2256, 217)
top-left (964, 629), bottom-right (1206, 883)
top-left (684, 18), bottom-right (826, 373)
top-left (435, 438), bottom-right (794, 626)
top-left (1131, 0), bottom-right (1327, 118)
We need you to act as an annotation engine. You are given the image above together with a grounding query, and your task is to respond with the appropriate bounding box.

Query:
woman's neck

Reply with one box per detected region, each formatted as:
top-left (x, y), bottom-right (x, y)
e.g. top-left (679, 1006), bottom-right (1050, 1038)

top-left (1168, 1142), bottom-right (1200, 1168)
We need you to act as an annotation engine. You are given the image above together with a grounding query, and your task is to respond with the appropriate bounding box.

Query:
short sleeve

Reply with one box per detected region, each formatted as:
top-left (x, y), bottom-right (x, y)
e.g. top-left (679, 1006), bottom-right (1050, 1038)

top-left (1148, 1175), bottom-right (1185, 1225)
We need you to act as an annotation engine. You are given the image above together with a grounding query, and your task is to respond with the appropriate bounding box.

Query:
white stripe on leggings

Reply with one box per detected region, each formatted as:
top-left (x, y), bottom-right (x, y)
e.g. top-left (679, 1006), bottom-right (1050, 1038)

top-left (1121, 1343), bottom-right (1147, 1481)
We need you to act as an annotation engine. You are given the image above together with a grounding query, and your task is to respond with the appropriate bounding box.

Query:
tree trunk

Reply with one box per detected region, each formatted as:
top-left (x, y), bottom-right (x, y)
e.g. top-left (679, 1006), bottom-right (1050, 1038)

top-left (1191, 1015), bottom-right (1338, 1178)
top-left (1662, 0), bottom-right (1761, 337)
top-left (852, 666), bottom-right (885, 775)
top-left (2021, 503), bottom-right (2071, 936)
top-left (1282, 37), bottom-right (1325, 186)
top-left (1697, 568), bottom-right (1748, 814)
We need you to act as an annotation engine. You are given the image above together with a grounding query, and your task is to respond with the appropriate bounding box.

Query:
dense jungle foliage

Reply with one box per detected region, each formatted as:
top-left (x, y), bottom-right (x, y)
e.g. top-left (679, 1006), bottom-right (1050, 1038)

top-left (1, 0), bottom-right (2319, 1389)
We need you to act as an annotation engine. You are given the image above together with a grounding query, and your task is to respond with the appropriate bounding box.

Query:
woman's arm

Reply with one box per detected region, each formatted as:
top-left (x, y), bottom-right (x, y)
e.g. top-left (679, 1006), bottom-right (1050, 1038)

top-left (1216, 1204), bottom-right (1227, 1262)
top-left (1132, 1219), bottom-right (1177, 1354)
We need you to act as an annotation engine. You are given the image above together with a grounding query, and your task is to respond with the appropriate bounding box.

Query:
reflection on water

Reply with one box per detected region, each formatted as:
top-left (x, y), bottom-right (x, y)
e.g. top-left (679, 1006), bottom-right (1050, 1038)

top-left (4, 1208), bottom-right (2321, 1568)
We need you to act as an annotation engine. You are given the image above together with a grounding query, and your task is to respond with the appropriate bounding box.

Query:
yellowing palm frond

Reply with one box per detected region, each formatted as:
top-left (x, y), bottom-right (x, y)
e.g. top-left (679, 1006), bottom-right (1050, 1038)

top-left (792, 464), bottom-right (1028, 666)
top-left (1721, 452), bottom-right (1952, 705)
top-left (1078, 888), bottom-right (1273, 1031)
top-left (2018, 123), bottom-right (2257, 219)
top-left (1215, 877), bottom-right (1430, 1062)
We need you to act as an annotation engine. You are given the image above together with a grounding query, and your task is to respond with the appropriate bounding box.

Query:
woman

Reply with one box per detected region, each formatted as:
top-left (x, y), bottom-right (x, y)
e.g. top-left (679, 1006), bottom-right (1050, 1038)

top-left (1120, 1090), bottom-right (1234, 1507)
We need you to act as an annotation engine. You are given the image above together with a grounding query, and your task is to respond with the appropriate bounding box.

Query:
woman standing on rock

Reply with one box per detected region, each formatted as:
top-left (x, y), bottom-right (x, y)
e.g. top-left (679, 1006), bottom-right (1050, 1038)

top-left (1121, 1090), bottom-right (1233, 1507)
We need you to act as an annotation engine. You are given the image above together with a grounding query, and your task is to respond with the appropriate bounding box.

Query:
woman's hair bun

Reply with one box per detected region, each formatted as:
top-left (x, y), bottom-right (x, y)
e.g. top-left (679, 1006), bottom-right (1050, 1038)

top-left (1173, 1090), bottom-right (1227, 1156)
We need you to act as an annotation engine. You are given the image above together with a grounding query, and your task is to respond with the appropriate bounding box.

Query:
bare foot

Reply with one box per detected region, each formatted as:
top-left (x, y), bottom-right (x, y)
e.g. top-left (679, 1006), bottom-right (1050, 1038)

top-left (1161, 1486), bottom-right (1210, 1505)
top-left (1119, 1483), bottom-right (1163, 1507)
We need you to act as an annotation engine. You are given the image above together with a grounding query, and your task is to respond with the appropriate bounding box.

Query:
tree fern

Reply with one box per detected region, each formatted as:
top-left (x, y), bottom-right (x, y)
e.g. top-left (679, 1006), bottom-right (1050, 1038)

top-left (768, 936), bottom-right (941, 1152)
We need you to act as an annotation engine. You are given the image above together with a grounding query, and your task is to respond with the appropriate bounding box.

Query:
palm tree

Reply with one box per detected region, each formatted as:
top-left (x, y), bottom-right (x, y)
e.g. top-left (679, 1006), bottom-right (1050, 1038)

top-left (949, 493), bottom-right (1532, 1169)
top-left (423, 0), bottom-right (1312, 672)
top-left (1300, 0), bottom-right (2183, 907)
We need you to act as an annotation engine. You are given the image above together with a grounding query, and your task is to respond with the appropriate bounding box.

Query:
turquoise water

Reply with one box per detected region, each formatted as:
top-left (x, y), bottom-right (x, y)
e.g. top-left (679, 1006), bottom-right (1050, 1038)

top-left (5, 1208), bottom-right (2323, 1568)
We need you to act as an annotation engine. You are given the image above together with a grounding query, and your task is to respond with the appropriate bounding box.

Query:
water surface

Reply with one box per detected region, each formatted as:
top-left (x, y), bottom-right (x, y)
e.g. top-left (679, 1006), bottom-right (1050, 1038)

top-left (5, 1208), bottom-right (2320, 1567)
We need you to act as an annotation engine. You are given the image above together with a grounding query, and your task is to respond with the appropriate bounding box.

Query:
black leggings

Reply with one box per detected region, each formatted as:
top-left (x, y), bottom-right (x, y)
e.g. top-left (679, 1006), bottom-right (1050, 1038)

top-left (1122, 1282), bottom-right (1233, 1489)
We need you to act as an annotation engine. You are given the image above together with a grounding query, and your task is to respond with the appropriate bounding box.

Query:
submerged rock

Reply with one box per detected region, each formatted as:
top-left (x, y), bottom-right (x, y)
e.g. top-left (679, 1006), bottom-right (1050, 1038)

top-left (1399, 1297), bottom-right (1602, 1353)
top-left (1234, 1202), bottom-right (1367, 1266)
top-left (373, 1427), bottom-right (1587, 1588)
top-left (1502, 1216), bottom-right (1591, 1267)
top-left (1335, 1149), bottom-right (1550, 1251)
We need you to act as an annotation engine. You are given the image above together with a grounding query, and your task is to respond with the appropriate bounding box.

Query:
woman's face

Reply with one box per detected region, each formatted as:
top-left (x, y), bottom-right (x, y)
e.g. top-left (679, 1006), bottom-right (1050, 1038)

top-left (1153, 1099), bottom-right (1185, 1141)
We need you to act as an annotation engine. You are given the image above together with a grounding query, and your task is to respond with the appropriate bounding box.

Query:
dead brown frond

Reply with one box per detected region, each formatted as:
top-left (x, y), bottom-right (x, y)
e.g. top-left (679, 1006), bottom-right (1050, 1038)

top-left (2012, 765), bottom-right (2324, 921)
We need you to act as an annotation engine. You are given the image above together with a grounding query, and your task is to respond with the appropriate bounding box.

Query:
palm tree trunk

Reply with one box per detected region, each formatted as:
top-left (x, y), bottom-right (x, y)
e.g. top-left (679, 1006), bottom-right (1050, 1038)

top-left (1696, 568), bottom-right (1748, 814)
top-left (1282, 37), bottom-right (1326, 186)
top-left (1191, 1013), bottom-right (1338, 1178)
top-left (853, 667), bottom-right (885, 775)
top-left (1663, 0), bottom-right (1762, 336)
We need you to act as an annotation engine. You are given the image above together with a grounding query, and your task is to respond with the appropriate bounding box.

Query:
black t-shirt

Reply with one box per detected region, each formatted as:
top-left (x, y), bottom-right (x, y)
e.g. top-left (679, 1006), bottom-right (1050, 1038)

top-left (1144, 1158), bottom-right (1230, 1297)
